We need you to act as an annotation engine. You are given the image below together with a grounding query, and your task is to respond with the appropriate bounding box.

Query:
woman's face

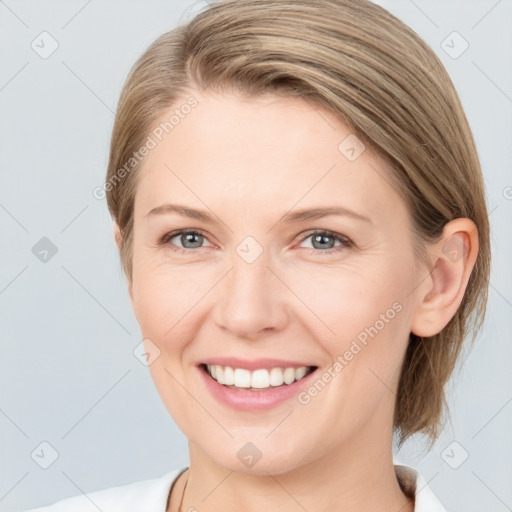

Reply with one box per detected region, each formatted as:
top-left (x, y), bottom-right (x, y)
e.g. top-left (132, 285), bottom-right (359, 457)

top-left (128, 90), bottom-right (427, 474)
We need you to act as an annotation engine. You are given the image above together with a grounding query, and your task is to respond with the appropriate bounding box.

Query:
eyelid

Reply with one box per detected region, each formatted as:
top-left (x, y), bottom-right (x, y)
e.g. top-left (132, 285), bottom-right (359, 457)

top-left (295, 229), bottom-right (353, 252)
top-left (159, 228), bottom-right (353, 254)
top-left (159, 228), bottom-right (214, 248)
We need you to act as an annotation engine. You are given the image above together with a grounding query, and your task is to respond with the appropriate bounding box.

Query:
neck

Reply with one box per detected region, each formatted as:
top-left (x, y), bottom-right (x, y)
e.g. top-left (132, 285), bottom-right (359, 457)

top-left (173, 437), bottom-right (414, 512)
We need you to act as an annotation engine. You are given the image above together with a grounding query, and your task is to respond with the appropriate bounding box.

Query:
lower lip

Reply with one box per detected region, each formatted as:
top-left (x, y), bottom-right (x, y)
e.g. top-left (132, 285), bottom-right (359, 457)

top-left (197, 365), bottom-right (318, 411)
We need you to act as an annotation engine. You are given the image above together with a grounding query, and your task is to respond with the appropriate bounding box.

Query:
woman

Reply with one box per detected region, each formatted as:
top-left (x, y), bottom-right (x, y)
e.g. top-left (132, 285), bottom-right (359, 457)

top-left (26, 0), bottom-right (490, 510)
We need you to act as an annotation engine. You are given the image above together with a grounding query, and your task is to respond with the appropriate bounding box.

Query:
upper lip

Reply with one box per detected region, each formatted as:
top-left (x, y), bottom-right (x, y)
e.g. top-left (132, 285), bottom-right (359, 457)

top-left (199, 357), bottom-right (317, 371)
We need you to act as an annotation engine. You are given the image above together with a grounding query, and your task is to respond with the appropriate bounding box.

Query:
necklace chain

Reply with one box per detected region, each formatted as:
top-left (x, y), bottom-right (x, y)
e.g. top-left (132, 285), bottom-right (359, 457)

top-left (177, 470), bottom-right (189, 512)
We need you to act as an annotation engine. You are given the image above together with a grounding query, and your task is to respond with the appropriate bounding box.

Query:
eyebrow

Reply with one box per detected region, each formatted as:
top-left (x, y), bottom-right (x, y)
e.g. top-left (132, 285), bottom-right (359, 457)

top-left (145, 203), bottom-right (372, 225)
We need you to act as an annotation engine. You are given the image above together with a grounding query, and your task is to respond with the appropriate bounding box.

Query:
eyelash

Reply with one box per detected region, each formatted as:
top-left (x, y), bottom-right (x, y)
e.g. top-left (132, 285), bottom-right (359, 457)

top-left (159, 229), bottom-right (353, 255)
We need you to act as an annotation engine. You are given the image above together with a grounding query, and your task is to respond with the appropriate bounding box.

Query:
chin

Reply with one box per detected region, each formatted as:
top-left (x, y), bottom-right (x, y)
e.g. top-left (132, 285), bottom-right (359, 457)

top-left (205, 440), bottom-right (308, 476)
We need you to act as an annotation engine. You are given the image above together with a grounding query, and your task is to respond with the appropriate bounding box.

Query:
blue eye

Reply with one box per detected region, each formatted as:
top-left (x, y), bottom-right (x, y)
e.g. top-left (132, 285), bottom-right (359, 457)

top-left (298, 230), bottom-right (353, 254)
top-left (159, 229), bottom-right (353, 255)
top-left (160, 229), bottom-right (212, 252)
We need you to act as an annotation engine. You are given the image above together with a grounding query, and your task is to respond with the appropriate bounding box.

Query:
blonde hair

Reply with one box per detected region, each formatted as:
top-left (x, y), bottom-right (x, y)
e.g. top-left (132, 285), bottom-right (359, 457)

top-left (106, 0), bottom-right (491, 448)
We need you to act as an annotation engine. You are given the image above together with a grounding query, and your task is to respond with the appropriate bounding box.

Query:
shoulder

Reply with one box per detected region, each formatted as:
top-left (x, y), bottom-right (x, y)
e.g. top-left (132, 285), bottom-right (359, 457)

top-left (393, 459), bottom-right (448, 512)
top-left (24, 467), bottom-right (188, 512)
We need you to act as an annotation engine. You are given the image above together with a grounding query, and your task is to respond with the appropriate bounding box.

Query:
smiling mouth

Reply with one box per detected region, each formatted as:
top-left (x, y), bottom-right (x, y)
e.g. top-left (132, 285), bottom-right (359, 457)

top-left (200, 363), bottom-right (318, 391)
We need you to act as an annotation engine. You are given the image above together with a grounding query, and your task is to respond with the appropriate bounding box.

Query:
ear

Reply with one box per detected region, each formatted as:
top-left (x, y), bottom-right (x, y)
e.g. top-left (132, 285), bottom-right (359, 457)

top-left (113, 222), bottom-right (134, 301)
top-left (410, 218), bottom-right (479, 337)
top-left (113, 222), bottom-right (123, 250)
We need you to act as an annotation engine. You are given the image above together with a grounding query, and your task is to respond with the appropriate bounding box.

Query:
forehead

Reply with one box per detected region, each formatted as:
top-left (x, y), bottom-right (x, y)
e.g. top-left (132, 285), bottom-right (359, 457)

top-left (133, 91), bottom-right (407, 227)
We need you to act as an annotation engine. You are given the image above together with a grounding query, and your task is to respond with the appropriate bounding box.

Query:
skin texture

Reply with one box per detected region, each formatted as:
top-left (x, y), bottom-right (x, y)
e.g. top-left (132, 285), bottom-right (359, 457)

top-left (114, 90), bottom-right (478, 512)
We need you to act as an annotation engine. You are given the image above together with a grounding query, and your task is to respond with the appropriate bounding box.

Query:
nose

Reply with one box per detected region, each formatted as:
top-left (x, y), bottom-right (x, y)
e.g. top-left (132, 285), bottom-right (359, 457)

top-left (213, 252), bottom-right (290, 341)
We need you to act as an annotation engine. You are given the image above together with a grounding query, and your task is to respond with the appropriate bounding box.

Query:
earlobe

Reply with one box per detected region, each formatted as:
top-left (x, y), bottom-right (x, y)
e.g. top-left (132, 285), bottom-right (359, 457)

top-left (113, 222), bottom-right (123, 250)
top-left (410, 218), bottom-right (479, 337)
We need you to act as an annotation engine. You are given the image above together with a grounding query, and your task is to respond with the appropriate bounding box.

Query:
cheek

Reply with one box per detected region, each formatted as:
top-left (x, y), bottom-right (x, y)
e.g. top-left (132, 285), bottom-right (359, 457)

top-left (291, 260), bottom-right (412, 384)
top-left (291, 266), bottom-right (412, 439)
top-left (291, 262), bottom-right (406, 339)
top-left (131, 262), bottom-right (207, 340)
top-left (130, 264), bottom-right (212, 428)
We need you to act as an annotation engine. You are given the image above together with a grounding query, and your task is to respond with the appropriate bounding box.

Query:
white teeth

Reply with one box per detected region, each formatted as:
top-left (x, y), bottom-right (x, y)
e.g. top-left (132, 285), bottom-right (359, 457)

top-left (283, 367), bottom-right (296, 384)
top-left (295, 366), bottom-right (307, 380)
top-left (251, 369), bottom-right (269, 388)
top-left (234, 368), bottom-right (251, 388)
top-left (223, 366), bottom-right (234, 385)
top-left (269, 367), bottom-right (284, 386)
top-left (216, 366), bottom-right (225, 384)
top-left (205, 364), bottom-right (312, 389)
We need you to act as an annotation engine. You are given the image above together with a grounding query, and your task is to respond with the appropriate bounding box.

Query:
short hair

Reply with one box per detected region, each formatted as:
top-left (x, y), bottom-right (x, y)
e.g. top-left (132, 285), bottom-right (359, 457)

top-left (105, 0), bottom-right (491, 448)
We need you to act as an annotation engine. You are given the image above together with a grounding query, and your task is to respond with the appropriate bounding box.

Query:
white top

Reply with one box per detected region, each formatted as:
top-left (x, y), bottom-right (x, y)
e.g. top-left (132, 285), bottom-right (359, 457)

top-left (25, 462), bottom-right (447, 512)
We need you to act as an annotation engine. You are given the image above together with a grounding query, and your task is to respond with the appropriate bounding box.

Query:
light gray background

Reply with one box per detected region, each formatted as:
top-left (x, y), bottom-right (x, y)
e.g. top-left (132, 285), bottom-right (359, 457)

top-left (1, 0), bottom-right (511, 510)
